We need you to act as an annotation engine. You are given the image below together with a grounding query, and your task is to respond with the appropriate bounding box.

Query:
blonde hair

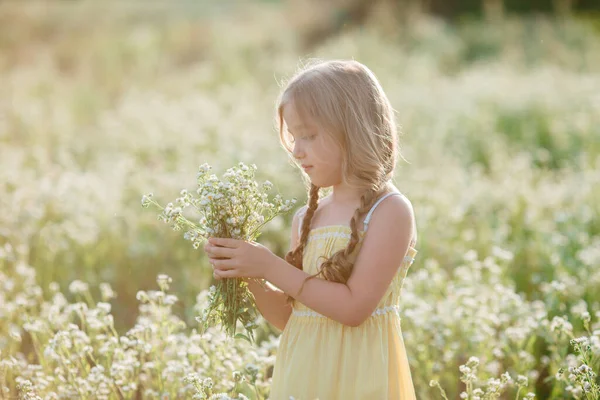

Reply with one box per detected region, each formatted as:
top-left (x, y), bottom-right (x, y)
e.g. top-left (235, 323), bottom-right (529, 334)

top-left (275, 59), bottom-right (401, 302)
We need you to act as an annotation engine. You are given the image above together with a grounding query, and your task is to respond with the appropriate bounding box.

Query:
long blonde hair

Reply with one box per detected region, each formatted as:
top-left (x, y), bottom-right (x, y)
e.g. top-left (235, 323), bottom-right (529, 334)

top-left (276, 59), bottom-right (401, 300)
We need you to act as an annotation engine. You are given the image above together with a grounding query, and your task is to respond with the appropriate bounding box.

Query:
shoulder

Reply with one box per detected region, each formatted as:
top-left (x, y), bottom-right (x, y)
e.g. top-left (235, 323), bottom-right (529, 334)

top-left (363, 191), bottom-right (414, 243)
top-left (293, 193), bottom-right (332, 222)
top-left (291, 204), bottom-right (308, 232)
top-left (294, 205), bottom-right (308, 220)
top-left (369, 191), bottom-right (413, 226)
top-left (289, 205), bottom-right (307, 249)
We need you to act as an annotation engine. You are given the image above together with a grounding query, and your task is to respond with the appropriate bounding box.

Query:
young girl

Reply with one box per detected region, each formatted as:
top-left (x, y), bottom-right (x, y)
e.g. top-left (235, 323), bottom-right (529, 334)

top-left (204, 59), bottom-right (418, 400)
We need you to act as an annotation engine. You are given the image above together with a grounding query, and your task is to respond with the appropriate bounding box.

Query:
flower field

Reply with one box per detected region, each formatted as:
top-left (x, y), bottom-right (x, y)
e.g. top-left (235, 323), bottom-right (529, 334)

top-left (1, 2), bottom-right (599, 399)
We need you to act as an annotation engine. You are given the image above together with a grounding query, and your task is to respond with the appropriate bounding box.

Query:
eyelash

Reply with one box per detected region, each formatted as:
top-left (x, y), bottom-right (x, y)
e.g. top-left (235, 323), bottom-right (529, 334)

top-left (290, 134), bottom-right (316, 142)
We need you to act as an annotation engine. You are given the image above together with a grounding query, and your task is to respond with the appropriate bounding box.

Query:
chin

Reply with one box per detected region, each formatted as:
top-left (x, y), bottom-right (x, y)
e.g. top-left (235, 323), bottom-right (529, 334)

top-left (308, 177), bottom-right (325, 188)
top-left (309, 176), bottom-right (340, 189)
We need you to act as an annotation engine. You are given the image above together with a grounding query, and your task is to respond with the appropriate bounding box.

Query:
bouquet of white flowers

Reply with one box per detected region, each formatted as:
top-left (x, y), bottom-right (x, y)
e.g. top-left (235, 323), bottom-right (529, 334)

top-left (142, 162), bottom-right (296, 342)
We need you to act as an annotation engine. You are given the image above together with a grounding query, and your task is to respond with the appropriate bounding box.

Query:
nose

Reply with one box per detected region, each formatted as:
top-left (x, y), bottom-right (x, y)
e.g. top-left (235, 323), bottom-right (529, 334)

top-left (292, 141), bottom-right (305, 160)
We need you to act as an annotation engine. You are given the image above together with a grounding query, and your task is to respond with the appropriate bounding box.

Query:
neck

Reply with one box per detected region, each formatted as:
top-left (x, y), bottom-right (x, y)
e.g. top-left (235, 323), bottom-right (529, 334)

top-left (329, 181), bottom-right (390, 205)
top-left (329, 182), bottom-right (365, 205)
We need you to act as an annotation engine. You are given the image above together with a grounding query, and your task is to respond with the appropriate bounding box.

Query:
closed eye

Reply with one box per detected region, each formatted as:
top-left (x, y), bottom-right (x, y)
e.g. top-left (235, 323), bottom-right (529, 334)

top-left (289, 133), bottom-right (316, 142)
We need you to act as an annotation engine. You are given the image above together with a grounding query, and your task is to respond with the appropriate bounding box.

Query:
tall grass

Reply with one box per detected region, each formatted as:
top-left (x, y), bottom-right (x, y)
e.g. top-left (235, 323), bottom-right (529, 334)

top-left (1, 1), bottom-right (599, 398)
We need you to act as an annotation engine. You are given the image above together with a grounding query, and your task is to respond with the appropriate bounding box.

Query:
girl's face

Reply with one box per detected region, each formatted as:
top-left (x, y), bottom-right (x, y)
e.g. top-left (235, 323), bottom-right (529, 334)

top-left (283, 101), bottom-right (343, 188)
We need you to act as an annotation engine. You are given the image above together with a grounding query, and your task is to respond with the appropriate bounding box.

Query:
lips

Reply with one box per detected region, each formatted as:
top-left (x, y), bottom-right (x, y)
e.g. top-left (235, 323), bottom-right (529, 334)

top-left (301, 164), bottom-right (313, 172)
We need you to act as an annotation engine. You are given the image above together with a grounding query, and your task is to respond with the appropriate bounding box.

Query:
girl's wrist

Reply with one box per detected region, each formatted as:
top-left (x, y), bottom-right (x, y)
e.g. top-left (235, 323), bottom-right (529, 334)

top-left (263, 255), bottom-right (282, 282)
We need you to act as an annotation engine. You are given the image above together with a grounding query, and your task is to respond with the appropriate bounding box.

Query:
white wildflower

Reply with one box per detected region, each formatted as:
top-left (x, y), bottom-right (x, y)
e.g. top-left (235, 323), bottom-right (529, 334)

top-left (157, 274), bottom-right (172, 290)
top-left (68, 280), bottom-right (89, 294)
top-left (99, 283), bottom-right (116, 300)
top-left (96, 302), bottom-right (111, 314)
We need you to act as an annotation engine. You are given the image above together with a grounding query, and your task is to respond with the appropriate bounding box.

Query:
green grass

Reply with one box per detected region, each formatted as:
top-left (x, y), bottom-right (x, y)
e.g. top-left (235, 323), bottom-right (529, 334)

top-left (0, 2), bottom-right (599, 398)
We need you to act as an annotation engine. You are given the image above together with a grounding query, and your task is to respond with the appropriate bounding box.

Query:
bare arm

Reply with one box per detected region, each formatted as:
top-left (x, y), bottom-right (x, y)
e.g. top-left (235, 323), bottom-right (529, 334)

top-left (243, 207), bottom-right (305, 331)
top-left (264, 196), bottom-right (414, 327)
top-left (244, 279), bottom-right (290, 331)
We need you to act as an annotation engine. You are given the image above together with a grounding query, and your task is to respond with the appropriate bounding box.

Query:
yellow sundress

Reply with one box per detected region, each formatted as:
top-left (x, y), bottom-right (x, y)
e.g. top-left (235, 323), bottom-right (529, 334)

top-left (269, 192), bottom-right (418, 400)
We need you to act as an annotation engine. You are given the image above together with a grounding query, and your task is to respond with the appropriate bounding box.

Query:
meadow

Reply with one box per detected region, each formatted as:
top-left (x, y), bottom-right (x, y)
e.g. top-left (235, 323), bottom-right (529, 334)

top-left (0, 1), bottom-right (599, 399)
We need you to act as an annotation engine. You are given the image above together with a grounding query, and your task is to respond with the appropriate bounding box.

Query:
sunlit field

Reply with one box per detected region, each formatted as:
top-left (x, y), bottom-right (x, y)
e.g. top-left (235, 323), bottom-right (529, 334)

top-left (1, 1), bottom-right (599, 399)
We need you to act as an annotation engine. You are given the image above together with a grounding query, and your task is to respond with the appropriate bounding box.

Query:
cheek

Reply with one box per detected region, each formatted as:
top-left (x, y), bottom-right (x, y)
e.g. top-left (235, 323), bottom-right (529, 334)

top-left (314, 136), bottom-right (341, 162)
top-left (322, 144), bottom-right (343, 168)
top-left (318, 149), bottom-right (343, 182)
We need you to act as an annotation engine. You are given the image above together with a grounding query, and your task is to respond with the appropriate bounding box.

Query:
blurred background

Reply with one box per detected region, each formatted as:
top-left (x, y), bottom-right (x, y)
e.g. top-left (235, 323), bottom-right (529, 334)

top-left (1, 0), bottom-right (599, 398)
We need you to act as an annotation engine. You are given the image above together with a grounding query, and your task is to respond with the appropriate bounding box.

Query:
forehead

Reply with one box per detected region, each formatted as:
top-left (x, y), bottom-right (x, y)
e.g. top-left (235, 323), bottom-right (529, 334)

top-left (282, 101), bottom-right (314, 132)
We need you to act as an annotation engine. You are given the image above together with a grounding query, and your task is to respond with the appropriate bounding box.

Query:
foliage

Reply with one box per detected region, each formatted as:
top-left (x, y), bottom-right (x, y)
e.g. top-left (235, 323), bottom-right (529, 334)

top-left (0, 2), bottom-right (599, 398)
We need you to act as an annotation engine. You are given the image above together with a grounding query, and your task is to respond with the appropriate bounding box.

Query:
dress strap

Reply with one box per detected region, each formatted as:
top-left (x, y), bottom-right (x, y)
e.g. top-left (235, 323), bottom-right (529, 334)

top-left (363, 192), bottom-right (402, 232)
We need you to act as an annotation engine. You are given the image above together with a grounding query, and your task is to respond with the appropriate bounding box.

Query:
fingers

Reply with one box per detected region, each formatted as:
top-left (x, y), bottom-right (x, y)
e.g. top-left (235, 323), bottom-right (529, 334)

top-left (205, 241), bottom-right (240, 280)
top-left (213, 268), bottom-right (239, 279)
top-left (211, 258), bottom-right (243, 280)
top-left (208, 237), bottom-right (240, 248)
top-left (211, 262), bottom-right (230, 280)
top-left (204, 243), bottom-right (236, 259)
top-left (210, 258), bottom-right (235, 270)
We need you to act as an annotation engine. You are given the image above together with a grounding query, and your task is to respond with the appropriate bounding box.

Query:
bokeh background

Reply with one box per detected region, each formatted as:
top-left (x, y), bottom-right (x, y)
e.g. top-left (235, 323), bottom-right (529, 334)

top-left (1, 0), bottom-right (599, 399)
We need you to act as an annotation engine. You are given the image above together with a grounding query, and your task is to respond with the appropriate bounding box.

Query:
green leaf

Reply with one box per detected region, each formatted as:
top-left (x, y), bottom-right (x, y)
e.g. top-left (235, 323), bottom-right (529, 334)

top-left (234, 333), bottom-right (253, 344)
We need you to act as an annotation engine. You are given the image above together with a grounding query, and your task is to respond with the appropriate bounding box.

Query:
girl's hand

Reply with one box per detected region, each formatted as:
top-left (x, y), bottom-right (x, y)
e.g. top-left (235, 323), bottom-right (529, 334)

top-left (204, 237), bottom-right (277, 280)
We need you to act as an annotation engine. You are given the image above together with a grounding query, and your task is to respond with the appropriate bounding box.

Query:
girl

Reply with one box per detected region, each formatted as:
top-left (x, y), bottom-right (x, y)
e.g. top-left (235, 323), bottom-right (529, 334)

top-left (204, 59), bottom-right (418, 400)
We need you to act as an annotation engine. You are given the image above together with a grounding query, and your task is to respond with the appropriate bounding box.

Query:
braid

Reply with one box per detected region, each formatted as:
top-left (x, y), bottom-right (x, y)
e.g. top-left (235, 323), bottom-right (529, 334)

top-left (295, 186), bottom-right (383, 297)
top-left (285, 184), bottom-right (319, 269)
top-left (285, 184), bottom-right (320, 305)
